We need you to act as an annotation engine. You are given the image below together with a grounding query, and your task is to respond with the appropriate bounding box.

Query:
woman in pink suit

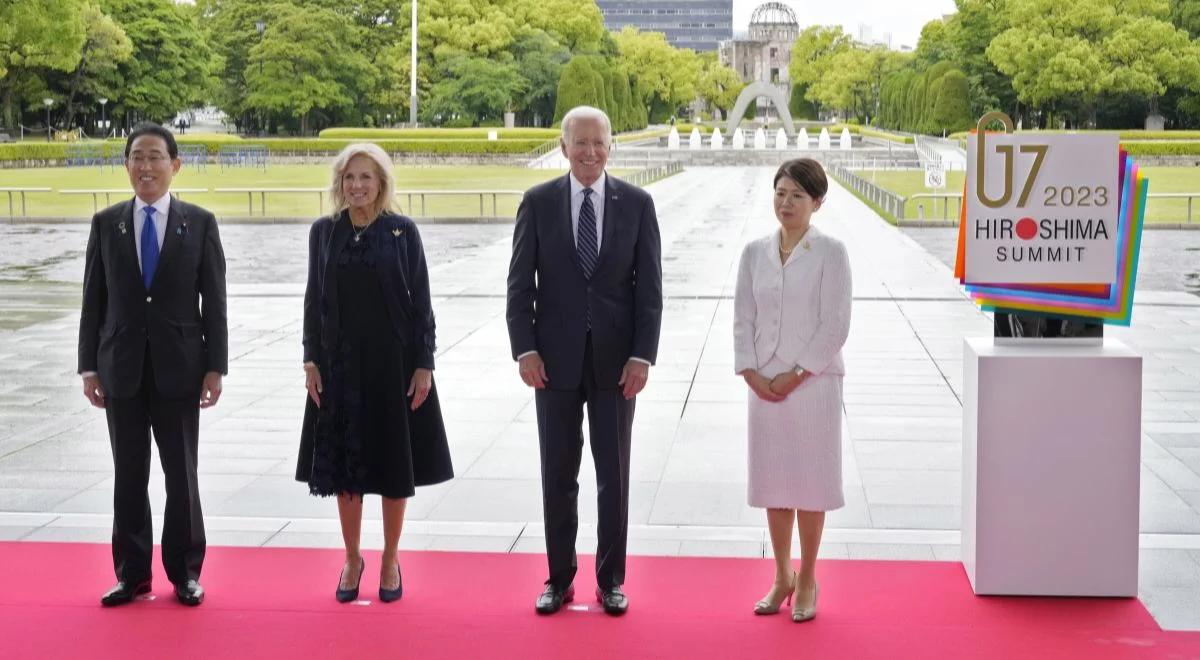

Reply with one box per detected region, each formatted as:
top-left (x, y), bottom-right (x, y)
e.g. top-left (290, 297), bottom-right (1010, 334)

top-left (733, 158), bottom-right (852, 623)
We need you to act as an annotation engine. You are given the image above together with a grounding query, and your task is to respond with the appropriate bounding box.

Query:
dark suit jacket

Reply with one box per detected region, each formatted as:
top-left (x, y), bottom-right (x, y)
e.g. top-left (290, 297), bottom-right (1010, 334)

top-left (506, 173), bottom-right (662, 389)
top-left (77, 197), bottom-right (228, 399)
top-left (302, 211), bottom-right (437, 371)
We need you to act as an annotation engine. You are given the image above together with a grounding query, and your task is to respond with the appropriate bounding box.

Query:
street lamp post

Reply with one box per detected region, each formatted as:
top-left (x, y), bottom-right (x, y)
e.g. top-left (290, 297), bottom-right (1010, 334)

top-left (98, 98), bottom-right (108, 137)
top-left (43, 98), bottom-right (54, 142)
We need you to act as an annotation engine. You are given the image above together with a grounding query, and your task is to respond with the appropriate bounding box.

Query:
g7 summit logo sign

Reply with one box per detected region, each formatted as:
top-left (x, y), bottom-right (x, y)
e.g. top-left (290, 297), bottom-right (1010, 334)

top-left (965, 117), bottom-right (1119, 285)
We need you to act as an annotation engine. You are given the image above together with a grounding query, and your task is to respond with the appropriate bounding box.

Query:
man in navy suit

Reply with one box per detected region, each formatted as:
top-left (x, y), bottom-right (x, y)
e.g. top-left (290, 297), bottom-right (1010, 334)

top-left (78, 122), bottom-right (227, 607)
top-left (507, 106), bottom-right (663, 615)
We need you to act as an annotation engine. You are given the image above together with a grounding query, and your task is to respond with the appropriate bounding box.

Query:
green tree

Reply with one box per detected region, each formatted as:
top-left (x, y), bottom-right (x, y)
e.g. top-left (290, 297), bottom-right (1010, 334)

top-left (61, 3), bottom-right (133, 129)
top-left (613, 27), bottom-right (700, 120)
top-left (511, 29), bottom-right (570, 126)
top-left (787, 25), bottom-right (852, 117)
top-left (929, 69), bottom-right (973, 134)
top-left (809, 45), bottom-right (908, 122)
top-left (553, 55), bottom-right (604, 123)
top-left (0, 0), bottom-right (87, 128)
top-left (102, 0), bottom-right (216, 125)
top-left (945, 0), bottom-right (1016, 122)
top-left (987, 0), bottom-right (1200, 126)
top-left (1170, 0), bottom-right (1200, 37)
top-left (696, 51), bottom-right (744, 120)
top-left (424, 55), bottom-right (526, 125)
top-left (245, 2), bottom-right (375, 134)
top-left (913, 19), bottom-right (954, 69)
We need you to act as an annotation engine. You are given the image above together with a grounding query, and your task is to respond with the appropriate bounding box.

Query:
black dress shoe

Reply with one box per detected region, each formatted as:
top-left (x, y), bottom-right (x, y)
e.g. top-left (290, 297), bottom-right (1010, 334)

top-left (336, 557), bottom-right (365, 603)
top-left (379, 564), bottom-right (403, 603)
top-left (534, 583), bottom-right (574, 614)
top-left (596, 586), bottom-right (628, 616)
top-left (174, 580), bottom-right (204, 606)
top-left (100, 579), bottom-right (152, 607)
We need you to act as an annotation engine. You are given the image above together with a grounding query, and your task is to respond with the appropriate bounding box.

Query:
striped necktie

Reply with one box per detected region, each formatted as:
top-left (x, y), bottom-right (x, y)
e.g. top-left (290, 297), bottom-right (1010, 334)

top-left (577, 188), bottom-right (598, 279)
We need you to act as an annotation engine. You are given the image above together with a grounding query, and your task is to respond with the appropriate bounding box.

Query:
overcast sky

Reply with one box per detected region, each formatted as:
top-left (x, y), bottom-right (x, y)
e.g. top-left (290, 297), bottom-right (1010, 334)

top-left (732, 0), bottom-right (958, 50)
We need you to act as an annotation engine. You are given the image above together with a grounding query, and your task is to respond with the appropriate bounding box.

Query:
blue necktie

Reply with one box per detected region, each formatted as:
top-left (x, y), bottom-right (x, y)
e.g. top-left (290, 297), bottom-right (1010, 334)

top-left (141, 206), bottom-right (159, 290)
top-left (577, 188), bottom-right (598, 279)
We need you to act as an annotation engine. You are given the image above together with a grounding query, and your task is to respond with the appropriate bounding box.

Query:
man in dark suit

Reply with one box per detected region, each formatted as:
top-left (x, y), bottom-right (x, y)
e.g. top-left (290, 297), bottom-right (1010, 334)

top-left (78, 122), bottom-right (227, 607)
top-left (507, 106), bottom-right (662, 615)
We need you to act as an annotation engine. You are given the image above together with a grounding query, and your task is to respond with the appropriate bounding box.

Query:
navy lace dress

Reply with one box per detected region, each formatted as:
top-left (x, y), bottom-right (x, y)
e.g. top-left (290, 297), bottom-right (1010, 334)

top-left (297, 216), bottom-right (452, 499)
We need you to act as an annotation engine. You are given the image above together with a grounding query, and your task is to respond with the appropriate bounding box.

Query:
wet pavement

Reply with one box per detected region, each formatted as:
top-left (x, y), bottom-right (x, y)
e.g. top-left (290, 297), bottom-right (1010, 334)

top-left (1, 168), bottom-right (1199, 630)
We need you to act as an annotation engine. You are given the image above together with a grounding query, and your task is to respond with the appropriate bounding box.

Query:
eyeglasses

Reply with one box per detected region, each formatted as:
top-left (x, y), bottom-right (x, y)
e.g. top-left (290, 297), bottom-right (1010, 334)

top-left (127, 154), bottom-right (170, 165)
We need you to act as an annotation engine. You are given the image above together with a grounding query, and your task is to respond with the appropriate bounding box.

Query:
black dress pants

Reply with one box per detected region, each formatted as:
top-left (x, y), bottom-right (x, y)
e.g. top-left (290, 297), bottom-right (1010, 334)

top-left (535, 339), bottom-right (635, 591)
top-left (105, 348), bottom-right (205, 586)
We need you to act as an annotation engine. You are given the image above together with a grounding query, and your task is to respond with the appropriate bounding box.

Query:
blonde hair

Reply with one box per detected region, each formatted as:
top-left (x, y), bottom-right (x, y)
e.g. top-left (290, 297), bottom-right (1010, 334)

top-left (329, 143), bottom-right (397, 219)
top-left (560, 106), bottom-right (613, 147)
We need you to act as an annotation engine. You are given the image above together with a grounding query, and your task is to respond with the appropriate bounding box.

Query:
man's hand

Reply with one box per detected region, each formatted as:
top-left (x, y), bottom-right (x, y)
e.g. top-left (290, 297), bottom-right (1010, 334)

top-left (304, 362), bottom-right (323, 407)
top-left (768, 370), bottom-right (808, 397)
top-left (200, 371), bottom-right (223, 408)
top-left (408, 368), bottom-right (432, 410)
top-left (518, 353), bottom-right (549, 389)
top-left (619, 360), bottom-right (650, 400)
top-left (741, 370), bottom-right (784, 403)
top-left (82, 375), bottom-right (106, 409)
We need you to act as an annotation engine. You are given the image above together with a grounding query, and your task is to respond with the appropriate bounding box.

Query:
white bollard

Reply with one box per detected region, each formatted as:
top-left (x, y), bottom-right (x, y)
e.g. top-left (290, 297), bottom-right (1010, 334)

top-left (711, 127), bottom-right (724, 150)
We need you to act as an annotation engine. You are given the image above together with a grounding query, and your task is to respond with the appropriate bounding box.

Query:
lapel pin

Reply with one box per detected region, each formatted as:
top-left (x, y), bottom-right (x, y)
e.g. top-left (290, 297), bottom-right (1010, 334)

top-left (393, 228), bottom-right (403, 237)
top-left (118, 221), bottom-right (127, 234)
top-left (803, 241), bottom-right (811, 250)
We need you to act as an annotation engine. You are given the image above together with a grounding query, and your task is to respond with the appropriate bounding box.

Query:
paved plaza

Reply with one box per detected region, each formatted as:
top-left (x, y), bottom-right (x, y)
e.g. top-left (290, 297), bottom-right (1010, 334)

top-left (1, 167), bottom-right (1199, 629)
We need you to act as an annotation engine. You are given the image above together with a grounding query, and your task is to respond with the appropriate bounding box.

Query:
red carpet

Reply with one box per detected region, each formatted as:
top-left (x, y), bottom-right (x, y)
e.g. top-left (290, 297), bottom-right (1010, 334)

top-left (2, 542), bottom-right (1197, 659)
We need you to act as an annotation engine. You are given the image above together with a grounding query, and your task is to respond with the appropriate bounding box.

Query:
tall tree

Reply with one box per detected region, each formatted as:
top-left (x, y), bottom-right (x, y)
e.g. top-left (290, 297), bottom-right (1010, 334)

top-left (102, 0), bottom-right (216, 125)
top-left (945, 0), bottom-right (1016, 121)
top-left (61, 3), bottom-right (133, 130)
top-left (987, 0), bottom-right (1200, 126)
top-left (245, 2), bottom-right (376, 134)
top-left (613, 27), bottom-right (700, 121)
top-left (511, 28), bottom-right (571, 126)
top-left (696, 51), bottom-right (744, 120)
top-left (0, 0), bottom-right (87, 129)
top-left (423, 54), bottom-right (526, 125)
top-left (787, 25), bottom-right (852, 117)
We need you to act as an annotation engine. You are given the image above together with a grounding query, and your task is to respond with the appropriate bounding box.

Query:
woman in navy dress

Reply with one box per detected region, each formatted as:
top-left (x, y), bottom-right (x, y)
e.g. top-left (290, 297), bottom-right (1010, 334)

top-left (297, 143), bottom-right (452, 603)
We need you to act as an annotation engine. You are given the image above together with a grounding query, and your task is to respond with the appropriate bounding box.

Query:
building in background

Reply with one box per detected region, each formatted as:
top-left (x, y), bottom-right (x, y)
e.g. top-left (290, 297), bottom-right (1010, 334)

top-left (718, 2), bottom-right (798, 121)
top-left (595, 0), bottom-right (733, 52)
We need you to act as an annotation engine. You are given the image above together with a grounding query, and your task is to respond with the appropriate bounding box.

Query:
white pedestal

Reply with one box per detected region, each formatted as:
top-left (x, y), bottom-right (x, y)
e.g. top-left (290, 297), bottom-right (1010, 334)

top-left (962, 337), bottom-right (1142, 596)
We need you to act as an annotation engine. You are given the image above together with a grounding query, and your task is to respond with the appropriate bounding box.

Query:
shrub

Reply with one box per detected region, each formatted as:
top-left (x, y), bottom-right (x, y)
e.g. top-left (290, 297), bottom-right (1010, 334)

top-left (318, 127), bottom-right (559, 140)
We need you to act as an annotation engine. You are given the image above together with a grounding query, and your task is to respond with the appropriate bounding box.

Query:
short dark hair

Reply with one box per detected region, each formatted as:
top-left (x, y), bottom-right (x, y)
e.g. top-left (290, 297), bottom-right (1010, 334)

top-left (773, 158), bottom-right (828, 200)
top-left (124, 122), bottom-right (178, 159)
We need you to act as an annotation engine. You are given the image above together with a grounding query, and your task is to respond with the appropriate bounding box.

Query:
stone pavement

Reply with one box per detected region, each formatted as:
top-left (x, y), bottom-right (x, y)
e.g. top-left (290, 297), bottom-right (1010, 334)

top-left (1, 167), bottom-right (1199, 629)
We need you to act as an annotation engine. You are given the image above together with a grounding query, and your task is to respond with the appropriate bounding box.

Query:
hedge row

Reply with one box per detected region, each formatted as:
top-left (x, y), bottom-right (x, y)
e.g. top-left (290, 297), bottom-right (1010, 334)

top-left (0, 138), bottom-right (549, 161)
top-left (1120, 141), bottom-right (1200, 155)
top-left (855, 126), bottom-right (914, 144)
top-left (949, 129), bottom-right (1200, 141)
top-left (318, 127), bottom-right (560, 140)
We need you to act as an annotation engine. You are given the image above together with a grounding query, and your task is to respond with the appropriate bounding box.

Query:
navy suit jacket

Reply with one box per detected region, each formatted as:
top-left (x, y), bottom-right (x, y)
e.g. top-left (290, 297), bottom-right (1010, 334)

top-left (506, 173), bottom-right (662, 389)
top-left (77, 197), bottom-right (228, 399)
top-left (303, 211), bottom-right (437, 371)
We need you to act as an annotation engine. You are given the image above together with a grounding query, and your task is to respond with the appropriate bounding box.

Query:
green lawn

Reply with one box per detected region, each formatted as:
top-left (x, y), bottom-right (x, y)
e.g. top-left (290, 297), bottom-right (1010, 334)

top-left (0, 165), bottom-right (588, 218)
top-left (860, 167), bottom-right (1200, 224)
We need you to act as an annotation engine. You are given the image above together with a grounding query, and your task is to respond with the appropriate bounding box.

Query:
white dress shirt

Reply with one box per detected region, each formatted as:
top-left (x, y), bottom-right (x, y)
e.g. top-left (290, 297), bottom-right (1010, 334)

top-left (133, 193), bottom-right (171, 274)
top-left (733, 224), bottom-right (852, 376)
top-left (517, 171), bottom-right (648, 367)
top-left (82, 193), bottom-right (171, 381)
top-left (569, 171), bottom-right (605, 251)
